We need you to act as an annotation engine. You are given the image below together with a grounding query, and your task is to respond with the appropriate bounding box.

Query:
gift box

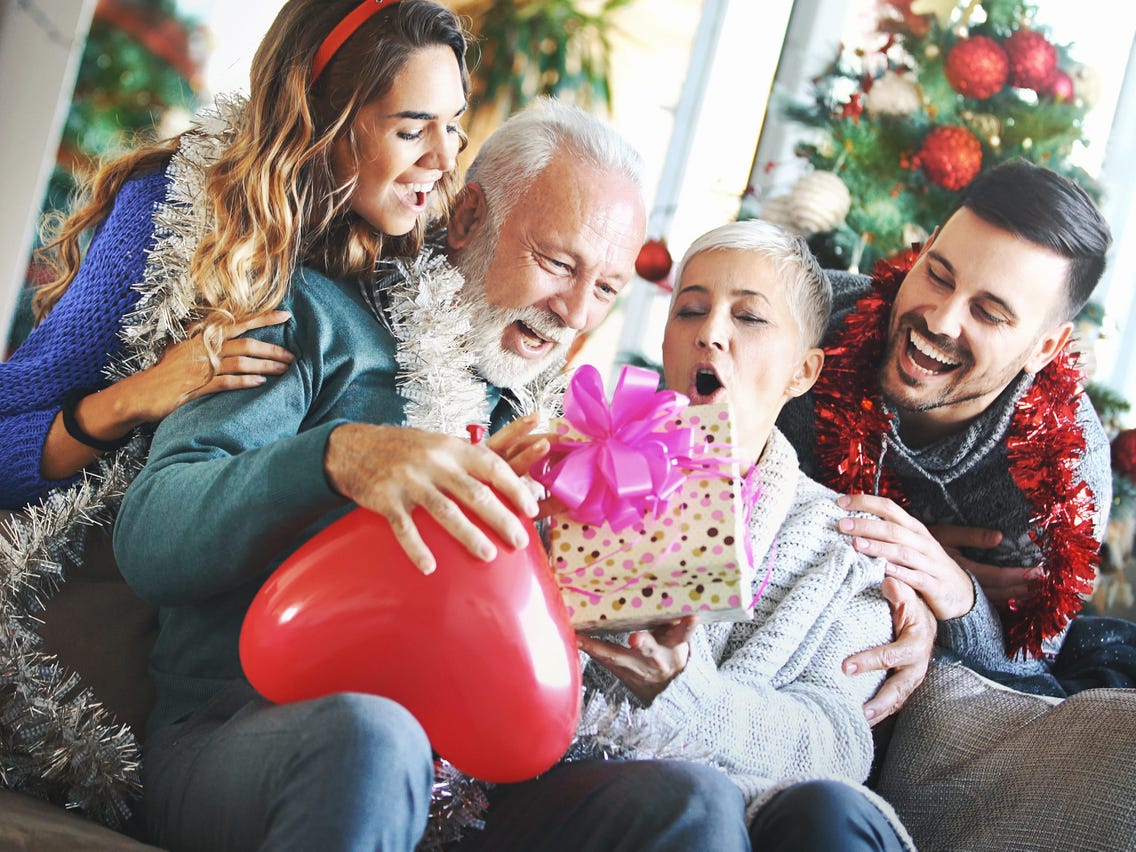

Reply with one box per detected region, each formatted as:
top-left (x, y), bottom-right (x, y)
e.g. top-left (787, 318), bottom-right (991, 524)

top-left (534, 365), bottom-right (754, 635)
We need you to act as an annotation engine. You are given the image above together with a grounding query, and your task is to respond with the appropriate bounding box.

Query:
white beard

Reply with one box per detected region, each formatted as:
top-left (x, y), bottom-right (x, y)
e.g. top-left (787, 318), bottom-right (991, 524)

top-left (459, 229), bottom-right (574, 389)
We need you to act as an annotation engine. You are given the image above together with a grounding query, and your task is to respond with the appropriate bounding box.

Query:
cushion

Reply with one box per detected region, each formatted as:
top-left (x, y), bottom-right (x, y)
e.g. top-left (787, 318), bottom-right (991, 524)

top-left (875, 661), bottom-right (1136, 851)
top-left (36, 520), bottom-right (158, 736)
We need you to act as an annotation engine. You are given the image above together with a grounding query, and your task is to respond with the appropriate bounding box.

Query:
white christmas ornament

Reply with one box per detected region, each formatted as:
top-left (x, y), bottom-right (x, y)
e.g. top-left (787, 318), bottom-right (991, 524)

top-left (866, 71), bottom-right (922, 117)
top-left (789, 171), bottom-right (851, 234)
top-left (757, 194), bottom-right (802, 234)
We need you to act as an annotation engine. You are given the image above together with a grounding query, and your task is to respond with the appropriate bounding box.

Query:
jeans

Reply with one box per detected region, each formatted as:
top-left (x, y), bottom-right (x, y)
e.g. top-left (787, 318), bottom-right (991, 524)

top-left (449, 758), bottom-right (751, 852)
top-left (749, 780), bottom-right (907, 851)
top-left (141, 681), bottom-right (434, 851)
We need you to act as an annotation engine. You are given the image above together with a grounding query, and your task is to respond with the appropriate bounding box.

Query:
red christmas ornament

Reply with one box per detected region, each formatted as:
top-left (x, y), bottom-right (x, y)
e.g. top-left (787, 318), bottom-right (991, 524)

top-left (1044, 69), bottom-right (1075, 102)
top-left (915, 125), bottom-right (983, 191)
top-left (945, 35), bottom-right (1009, 100)
top-left (1003, 29), bottom-right (1058, 91)
top-left (1112, 429), bottom-right (1136, 482)
top-left (635, 238), bottom-right (673, 283)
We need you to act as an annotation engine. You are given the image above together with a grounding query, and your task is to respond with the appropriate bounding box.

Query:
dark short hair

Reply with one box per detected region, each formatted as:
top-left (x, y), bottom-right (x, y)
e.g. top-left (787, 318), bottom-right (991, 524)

top-left (954, 159), bottom-right (1111, 321)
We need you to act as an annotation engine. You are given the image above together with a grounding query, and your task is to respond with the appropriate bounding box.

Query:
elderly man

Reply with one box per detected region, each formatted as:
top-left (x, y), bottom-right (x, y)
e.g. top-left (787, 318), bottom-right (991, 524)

top-left (113, 98), bottom-right (760, 852)
top-left (779, 158), bottom-right (1136, 698)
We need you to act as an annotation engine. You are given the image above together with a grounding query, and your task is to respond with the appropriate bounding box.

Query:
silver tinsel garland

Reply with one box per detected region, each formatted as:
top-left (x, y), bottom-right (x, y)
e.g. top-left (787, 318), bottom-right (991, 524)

top-left (0, 97), bottom-right (240, 827)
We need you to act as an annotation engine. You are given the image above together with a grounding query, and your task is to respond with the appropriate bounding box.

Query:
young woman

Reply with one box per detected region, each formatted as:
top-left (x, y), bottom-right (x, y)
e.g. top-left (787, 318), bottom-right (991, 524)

top-left (1, 0), bottom-right (468, 510)
top-left (567, 219), bottom-right (914, 851)
top-left (0, 0), bottom-right (475, 843)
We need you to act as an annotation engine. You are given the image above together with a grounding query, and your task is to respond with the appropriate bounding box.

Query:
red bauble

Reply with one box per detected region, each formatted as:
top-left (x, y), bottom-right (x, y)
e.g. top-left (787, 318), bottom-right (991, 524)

top-left (1044, 69), bottom-right (1075, 102)
top-left (915, 125), bottom-right (983, 191)
top-left (944, 35), bottom-right (1009, 100)
top-left (635, 238), bottom-right (673, 283)
top-left (1113, 429), bottom-right (1136, 482)
top-left (1003, 29), bottom-right (1058, 91)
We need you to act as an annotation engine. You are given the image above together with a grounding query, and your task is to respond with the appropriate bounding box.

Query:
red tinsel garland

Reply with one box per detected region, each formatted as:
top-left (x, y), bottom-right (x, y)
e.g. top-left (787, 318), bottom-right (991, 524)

top-left (813, 258), bottom-right (1099, 659)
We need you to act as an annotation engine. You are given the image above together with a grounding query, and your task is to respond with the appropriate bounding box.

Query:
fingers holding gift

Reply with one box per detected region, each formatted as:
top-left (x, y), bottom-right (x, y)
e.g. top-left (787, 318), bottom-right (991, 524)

top-left (578, 619), bottom-right (694, 705)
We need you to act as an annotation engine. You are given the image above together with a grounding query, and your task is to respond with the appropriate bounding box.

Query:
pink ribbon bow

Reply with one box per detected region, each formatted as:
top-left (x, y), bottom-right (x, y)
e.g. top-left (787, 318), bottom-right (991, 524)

top-left (532, 364), bottom-right (703, 532)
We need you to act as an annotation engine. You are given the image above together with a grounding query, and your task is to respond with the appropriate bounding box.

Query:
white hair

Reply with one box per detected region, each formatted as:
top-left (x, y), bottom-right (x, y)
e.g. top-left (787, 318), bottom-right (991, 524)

top-left (672, 219), bottom-right (832, 349)
top-left (465, 96), bottom-right (646, 235)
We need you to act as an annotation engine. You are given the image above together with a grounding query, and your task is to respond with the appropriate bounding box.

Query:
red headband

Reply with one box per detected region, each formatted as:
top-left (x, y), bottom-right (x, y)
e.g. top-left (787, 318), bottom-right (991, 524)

top-left (311, 0), bottom-right (402, 85)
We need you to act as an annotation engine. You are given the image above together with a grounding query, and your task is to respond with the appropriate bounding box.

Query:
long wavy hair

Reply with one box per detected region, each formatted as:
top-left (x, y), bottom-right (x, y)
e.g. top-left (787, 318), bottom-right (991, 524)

top-left (34, 0), bottom-right (470, 359)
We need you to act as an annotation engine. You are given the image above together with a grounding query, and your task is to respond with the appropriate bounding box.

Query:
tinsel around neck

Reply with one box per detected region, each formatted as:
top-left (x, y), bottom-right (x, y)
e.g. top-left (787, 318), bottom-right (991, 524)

top-left (812, 258), bottom-right (1098, 659)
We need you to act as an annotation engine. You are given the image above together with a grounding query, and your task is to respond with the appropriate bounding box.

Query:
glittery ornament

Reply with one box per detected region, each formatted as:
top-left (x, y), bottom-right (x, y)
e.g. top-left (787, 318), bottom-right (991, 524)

top-left (966, 112), bottom-right (1003, 148)
top-left (865, 70), bottom-right (922, 117)
top-left (945, 35), bottom-right (1009, 100)
top-left (1113, 429), bottom-right (1136, 482)
top-left (813, 257), bottom-right (1100, 660)
top-left (788, 171), bottom-right (852, 234)
top-left (915, 125), bottom-right (983, 191)
top-left (1003, 29), bottom-right (1058, 91)
top-left (1043, 69), bottom-right (1075, 102)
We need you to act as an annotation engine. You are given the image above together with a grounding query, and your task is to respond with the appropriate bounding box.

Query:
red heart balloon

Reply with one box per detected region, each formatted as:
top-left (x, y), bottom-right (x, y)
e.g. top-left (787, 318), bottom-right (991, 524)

top-left (239, 504), bottom-right (581, 783)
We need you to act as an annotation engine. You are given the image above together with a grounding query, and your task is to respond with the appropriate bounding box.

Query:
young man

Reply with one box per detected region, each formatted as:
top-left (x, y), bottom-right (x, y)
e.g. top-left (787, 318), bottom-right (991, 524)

top-left (779, 158), bottom-right (1136, 697)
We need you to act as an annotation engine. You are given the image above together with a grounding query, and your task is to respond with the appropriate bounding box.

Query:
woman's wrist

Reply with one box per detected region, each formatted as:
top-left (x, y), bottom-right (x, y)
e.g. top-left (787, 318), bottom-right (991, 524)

top-left (59, 388), bottom-right (137, 452)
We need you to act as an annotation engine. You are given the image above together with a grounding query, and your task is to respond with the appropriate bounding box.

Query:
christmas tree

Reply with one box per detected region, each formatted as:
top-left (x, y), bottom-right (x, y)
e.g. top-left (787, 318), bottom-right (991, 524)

top-left (743, 0), bottom-right (1104, 272)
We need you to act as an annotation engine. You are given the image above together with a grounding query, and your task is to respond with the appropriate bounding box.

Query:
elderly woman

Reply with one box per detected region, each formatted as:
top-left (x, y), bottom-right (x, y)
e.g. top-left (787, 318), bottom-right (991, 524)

top-left (568, 219), bottom-right (913, 850)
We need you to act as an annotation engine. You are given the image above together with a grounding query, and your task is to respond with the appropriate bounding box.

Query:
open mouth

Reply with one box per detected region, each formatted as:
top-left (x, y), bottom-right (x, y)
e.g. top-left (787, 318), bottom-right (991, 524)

top-left (516, 320), bottom-right (554, 352)
top-left (906, 329), bottom-right (962, 376)
top-left (402, 181), bottom-right (435, 208)
top-left (690, 366), bottom-right (725, 403)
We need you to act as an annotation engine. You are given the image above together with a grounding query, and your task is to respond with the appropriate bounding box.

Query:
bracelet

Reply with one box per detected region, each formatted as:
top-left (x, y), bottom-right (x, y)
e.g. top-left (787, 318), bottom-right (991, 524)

top-left (59, 388), bottom-right (133, 453)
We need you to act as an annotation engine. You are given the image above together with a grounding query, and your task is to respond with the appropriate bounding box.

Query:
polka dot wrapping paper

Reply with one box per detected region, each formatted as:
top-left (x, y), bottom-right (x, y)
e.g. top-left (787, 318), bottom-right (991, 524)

top-left (546, 403), bottom-right (753, 635)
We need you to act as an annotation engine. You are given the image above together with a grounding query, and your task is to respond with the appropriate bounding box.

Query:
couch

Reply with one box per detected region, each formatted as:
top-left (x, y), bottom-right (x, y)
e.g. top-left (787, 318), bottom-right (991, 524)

top-left (3, 509), bottom-right (1135, 851)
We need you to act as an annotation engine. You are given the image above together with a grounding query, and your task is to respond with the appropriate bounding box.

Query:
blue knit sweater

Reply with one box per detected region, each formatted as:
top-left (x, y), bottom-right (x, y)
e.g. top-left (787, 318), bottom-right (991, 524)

top-left (0, 168), bottom-right (170, 509)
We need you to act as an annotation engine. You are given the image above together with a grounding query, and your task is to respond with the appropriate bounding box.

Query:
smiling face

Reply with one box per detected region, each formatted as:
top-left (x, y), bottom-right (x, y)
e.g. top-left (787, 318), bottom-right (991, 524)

top-left (449, 149), bottom-right (646, 388)
top-left (881, 207), bottom-right (1074, 446)
top-left (331, 44), bottom-right (466, 237)
top-left (663, 249), bottom-right (824, 464)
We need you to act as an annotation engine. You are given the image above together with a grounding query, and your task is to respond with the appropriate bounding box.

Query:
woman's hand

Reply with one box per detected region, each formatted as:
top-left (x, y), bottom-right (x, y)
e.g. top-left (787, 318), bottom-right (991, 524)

top-left (843, 577), bottom-right (936, 725)
top-left (123, 311), bottom-right (295, 424)
top-left (577, 616), bottom-right (698, 705)
top-left (40, 312), bottom-right (293, 481)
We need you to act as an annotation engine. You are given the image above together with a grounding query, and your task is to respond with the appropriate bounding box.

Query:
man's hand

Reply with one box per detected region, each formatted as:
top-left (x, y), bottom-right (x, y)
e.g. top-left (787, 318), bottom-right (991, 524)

top-left (577, 617), bottom-right (698, 705)
top-left (928, 523), bottom-right (1039, 610)
top-left (323, 423), bottom-right (539, 575)
top-left (836, 494), bottom-right (975, 620)
top-left (843, 577), bottom-right (936, 725)
top-left (484, 414), bottom-right (550, 478)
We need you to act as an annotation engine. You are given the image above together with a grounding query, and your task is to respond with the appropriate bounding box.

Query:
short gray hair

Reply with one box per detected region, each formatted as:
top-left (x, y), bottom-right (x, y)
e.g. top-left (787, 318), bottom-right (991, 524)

top-left (465, 96), bottom-right (646, 234)
top-left (672, 219), bottom-right (832, 350)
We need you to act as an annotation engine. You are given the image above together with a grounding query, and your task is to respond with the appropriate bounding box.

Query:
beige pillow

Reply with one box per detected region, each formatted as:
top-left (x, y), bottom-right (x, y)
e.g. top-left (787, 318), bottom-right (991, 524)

top-left (875, 662), bottom-right (1136, 851)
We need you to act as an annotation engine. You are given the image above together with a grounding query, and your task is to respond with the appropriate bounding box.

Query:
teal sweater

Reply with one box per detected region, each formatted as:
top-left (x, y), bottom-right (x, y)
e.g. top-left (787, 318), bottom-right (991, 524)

top-left (114, 266), bottom-right (515, 734)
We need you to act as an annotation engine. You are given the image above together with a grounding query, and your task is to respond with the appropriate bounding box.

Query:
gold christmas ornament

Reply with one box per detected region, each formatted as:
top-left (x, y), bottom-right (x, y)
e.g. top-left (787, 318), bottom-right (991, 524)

top-left (789, 171), bottom-right (852, 234)
top-left (866, 71), bottom-right (922, 117)
top-left (911, 0), bottom-right (959, 27)
top-left (925, 44), bottom-right (941, 61)
top-left (1071, 62), bottom-right (1102, 108)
